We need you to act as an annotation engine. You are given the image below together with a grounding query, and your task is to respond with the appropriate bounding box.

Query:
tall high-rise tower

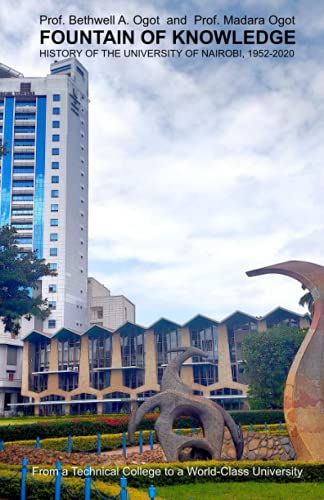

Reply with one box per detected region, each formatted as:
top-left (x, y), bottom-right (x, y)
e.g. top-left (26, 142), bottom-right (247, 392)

top-left (0, 59), bottom-right (89, 334)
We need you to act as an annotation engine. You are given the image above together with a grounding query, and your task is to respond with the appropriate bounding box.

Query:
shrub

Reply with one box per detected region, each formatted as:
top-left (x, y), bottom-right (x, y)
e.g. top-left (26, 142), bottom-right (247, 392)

top-left (0, 467), bottom-right (159, 499)
top-left (9, 426), bottom-right (287, 452)
top-left (0, 410), bottom-right (284, 442)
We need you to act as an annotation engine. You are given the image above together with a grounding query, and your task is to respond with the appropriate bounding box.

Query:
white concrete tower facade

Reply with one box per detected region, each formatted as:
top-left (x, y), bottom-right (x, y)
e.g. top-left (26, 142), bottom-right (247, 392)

top-left (0, 58), bottom-right (89, 334)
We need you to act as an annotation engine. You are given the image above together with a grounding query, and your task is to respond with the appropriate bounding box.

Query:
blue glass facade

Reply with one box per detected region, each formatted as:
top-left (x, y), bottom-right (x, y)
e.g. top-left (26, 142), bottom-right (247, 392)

top-left (33, 96), bottom-right (46, 258)
top-left (0, 97), bottom-right (14, 225)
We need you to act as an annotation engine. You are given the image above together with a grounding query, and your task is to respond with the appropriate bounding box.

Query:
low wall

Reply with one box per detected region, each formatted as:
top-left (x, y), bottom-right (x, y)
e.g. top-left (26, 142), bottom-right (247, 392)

top-left (222, 429), bottom-right (295, 460)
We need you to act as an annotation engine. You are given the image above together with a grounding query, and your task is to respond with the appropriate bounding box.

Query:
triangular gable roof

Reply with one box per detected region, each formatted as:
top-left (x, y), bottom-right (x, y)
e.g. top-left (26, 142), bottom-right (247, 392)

top-left (262, 306), bottom-right (304, 323)
top-left (23, 330), bottom-right (52, 342)
top-left (84, 324), bottom-right (114, 338)
top-left (114, 321), bottom-right (146, 337)
top-left (220, 310), bottom-right (258, 328)
top-left (146, 317), bottom-right (181, 331)
top-left (183, 314), bottom-right (219, 329)
top-left (51, 327), bottom-right (82, 340)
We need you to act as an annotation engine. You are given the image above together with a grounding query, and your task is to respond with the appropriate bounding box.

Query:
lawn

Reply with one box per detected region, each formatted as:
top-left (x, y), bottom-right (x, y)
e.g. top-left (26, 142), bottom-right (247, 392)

top-left (153, 482), bottom-right (324, 499)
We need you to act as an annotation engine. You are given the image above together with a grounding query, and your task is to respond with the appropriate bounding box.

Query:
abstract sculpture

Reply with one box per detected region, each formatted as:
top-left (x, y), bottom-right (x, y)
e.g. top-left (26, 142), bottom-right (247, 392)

top-left (247, 260), bottom-right (324, 461)
top-left (128, 347), bottom-right (244, 461)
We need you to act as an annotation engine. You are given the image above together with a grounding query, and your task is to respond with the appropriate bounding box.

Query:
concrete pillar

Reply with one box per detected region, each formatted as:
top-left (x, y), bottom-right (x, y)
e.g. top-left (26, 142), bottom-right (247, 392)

top-left (144, 330), bottom-right (158, 387)
top-left (48, 338), bottom-right (59, 392)
top-left (34, 404), bottom-right (40, 417)
top-left (97, 402), bottom-right (103, 415)
top-left (0, 391), bottom-right (4, 416)
top-left (11, 392), bottom-right (18, 412)
top-left (79, 335), bottom-right (90, 388)
top-left (257, 320), bottom-right (267, 332)
top-left (217, 324), bottom-right (233, 385)
top-left (21, 342), bottom-right (30, 394)
top-left (110, 332), bottom-right (123, 387)
top-left (63, 403), bottom-right (70, 416)
top-left (181, 327), bottom-right (191, 347)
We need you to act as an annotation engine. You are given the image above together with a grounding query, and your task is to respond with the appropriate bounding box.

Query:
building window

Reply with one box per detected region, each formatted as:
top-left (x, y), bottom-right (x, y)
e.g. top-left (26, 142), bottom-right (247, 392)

top-left (51, 190), bottom-right (59, 198)
top-left (51, 176), bottom-right (59, 183)
top-left (20, 82), bottom-right (31, 92)
top-left (53, 107), bottom-right (60, 115)
top-left (48, 301), bottom-right (56, 310)
top-left (48, 319), bottom-right (56, 329)
top-left (49, 263), bottom-right (57, 271)
top-left (52, 148), bottom-right (60, 155)
top-left (89, 335), bottom-right (112, 390)
top-left (13, 179), bottom-right (34, 188)
top-left (12, 194), bottom-right (33, 201)
top-left (52, 134), bottom-right (60, 142)
top-left (120, 332), bottom-right (145, 368)
top-left (58, 337), bottom-right (81, 372)
top-left (50, 248), bottom-right (57, 256)
top-left (193, 364), bottom-right (218, 386)
top-left (52, 121), bottom-right (60, 128)
top-left (52, 162), bottom-right (59, 169)
top-left (7, 346), bottom-right (17, 365)
top-left (50, 233), bottom-right (58, 241)
top-left (49, 284), bottom-right (57, 293)
top-left (50, 219), bottom-right (58, 226)
top-left (123, 369), bottom-right (144, 389)
top-left (155, 327), bottom-right (181, 384)
top-left (51, 204), bottom-right (59, 212)
top-left (16, 237), bottom-right (32, 245)
top-left (53, 94), bottom-right (61, 101)
top-left (190, 325), bottom-right (218, 363)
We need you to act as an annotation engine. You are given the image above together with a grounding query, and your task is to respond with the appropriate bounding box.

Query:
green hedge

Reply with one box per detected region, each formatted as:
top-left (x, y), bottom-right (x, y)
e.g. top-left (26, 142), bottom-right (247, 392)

top-left (8, 429), bottom-right (194, 451)
top-left (0, 410), bottom-right (284, 442)
top-left (0, 468), bottom-right (155, 499)
top-left (9, 426), bottom-right (288, 452)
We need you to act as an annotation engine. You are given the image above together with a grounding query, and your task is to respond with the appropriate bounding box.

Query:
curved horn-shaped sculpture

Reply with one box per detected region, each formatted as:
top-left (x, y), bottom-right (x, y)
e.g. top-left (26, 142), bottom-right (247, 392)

top-left (247, 260), bottom-right (324, 461)
top-left (160, 347), bottom-right (208, 394)
top-left (128, 347), bottom-right (243, 461)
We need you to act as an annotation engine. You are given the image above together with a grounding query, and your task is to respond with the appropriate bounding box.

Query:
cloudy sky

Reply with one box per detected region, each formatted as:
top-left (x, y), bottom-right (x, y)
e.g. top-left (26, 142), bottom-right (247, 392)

top-left (1, 0), bottom-right (324, 325)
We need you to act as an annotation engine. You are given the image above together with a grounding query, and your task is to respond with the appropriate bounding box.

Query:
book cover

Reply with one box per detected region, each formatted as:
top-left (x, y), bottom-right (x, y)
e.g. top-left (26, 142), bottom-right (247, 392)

top-left (0, 1), bottom-right (323, 498)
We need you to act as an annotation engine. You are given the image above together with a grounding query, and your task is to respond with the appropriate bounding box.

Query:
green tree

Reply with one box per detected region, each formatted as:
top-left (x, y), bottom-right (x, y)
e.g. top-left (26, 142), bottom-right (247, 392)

top-left (299, 284), bottom-right (314, 317)
top-left (0, 225), bottom-right (56, 336)
top-left (240, 325), bottom-right (306, 409)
